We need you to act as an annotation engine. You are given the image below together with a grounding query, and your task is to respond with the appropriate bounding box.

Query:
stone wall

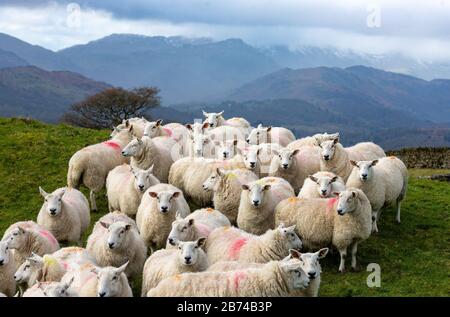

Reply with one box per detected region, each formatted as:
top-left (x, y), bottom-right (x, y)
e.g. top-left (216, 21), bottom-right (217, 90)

top-left (386, 147), bottom-right (450, 169)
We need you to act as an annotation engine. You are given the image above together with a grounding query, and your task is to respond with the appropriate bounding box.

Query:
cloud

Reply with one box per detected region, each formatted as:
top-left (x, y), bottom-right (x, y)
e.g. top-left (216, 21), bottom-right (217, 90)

top-left (0, 0), bottom-right (449, 62)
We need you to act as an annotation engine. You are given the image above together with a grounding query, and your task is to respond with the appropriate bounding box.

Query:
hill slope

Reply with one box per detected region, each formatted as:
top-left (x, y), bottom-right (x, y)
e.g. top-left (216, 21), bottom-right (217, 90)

top-left (0, 118), bottom-right (448, 296)
top-left (0, 66), bottom-right (111, 122)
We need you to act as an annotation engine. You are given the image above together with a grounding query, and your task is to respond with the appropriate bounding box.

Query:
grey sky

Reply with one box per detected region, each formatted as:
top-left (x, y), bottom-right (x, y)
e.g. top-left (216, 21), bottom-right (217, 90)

top-left (0, 0), bottom-right (449, 62)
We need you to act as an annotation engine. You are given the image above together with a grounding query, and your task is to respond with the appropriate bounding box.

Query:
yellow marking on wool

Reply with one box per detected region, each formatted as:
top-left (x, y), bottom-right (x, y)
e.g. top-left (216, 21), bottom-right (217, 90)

top-left (227, 173), bottom-right (237, 180)
top-left (43, 255), bottom-right (57, 266)
top-left (223, 226), bottom-right (231, 232)
top-left (206, 208), bottom-right (214, 213)
top-left (266, 178), bottom-right (277, 183)
top-left (173, 274), bottom-right (183, 281)
top-left (288, 197), bottom-right (298, 204)
top-left (388, 156), bottom-right (397, 160)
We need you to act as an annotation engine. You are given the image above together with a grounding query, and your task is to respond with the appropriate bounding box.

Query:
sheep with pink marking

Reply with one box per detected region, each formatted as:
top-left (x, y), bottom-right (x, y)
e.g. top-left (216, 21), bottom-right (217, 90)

top-left (0, 240), bottom-right (16, 297)
top-left (144, 120), bottom-right (190, 158)
top-left (22, 278), bottom-right (78, 297)
top-left (167, 208), bottom-right (230, 247)
top-left (204, 224), bottom-right (302, 265)
top-left (247, 124), bottom-right (295, 147)
top-left (37, 187), bottom-right (90, 244)
top-left (112, 117), bottom-right (148, 138)
top-left (202, 110), bottom-right (251, 132)
top-left (67, 123), bottom-right (134, 211)
top-left (298, 171), bottom-right (346, 199)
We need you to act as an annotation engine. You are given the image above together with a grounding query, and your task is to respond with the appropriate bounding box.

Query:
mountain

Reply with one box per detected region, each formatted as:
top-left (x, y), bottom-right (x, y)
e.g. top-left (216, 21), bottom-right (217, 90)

top-left (0, 33), bottom-right (79, 71)
top-left (0, 66), bottom-right (111, 122)
top-left (0, 48), bottom-right (29, 69)
top-left (226, 66), bottom-right (450, 123)
top-left (58, 34), bottom-right (279, 103)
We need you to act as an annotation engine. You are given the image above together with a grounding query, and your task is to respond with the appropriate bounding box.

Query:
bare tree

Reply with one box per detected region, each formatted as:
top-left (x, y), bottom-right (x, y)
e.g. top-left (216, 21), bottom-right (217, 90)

top-left (61, 87), bottom-right (160, 128)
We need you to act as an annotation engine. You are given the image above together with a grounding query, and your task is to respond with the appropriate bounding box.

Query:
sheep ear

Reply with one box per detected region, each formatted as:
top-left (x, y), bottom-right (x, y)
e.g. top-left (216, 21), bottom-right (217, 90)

top-left (149, 192), bottom-right (158, 198)
top-left (172, 191), bottom-right (181, 198)
top-left (100, 221), bottom-right (110, 229)
top-left (350, 160), bottom-right (358, 167)
top-left (266, 126), bottom-right (272, 132)
top-left (202, 110), bottom-right (208, 117)
top-left (352, 191), bottom-right (357, 198)
top-left (263, 184), bottom-right (271, 191)
top-left (330, 176), bottom-right (338, 183)
top-left (196, 237), bottom-right (207, 248)
top-left (242, 184), bottom-right (250, 191)
top-left (371, 160), bottom-right (379, 166)
top-left (125, 120), bottom-right (130, 128)
top-left (316, 248), bottom-right (329, 259)
top-left (202, 122), bottom-right (210, 130)
top-left (39, 187), bottom-right (48, 198)
top-left (257, 124), bottom-right (262, 129)
top-left (289, 249), bottom-right (301, 259)
top-left (91, 266), bottom-right (100, 275)
top-left (286, 225), bottom-right (296, 232)
top-left (292, 149), bottom-right (300, 156)
top-left (333, 137), bottom-right (339, 144)
top-left (146, 165), bottom-right (154, 174)
top-left (216, 168), bottom-right (225, 177)
top-left (218, 111), bottom-right (224, 116)
top-left (175, 211), bottom-right (183, 220)
top-left (308, 175), bottom-right (318, 183)
top-left (156, 119), bottom-right (163, 126)
top-left (233, 139), bottom-right (238, 146)
top-left (65, 276), bottom-right (75, 289)
top-left (59, 188), bottom-right (66, 198)
top-left (18, 226), bottom-right (26, 234)
top-left (116, 261), bottom-right (129, 275)
top-left (124, 224), bottom-right (131, 231)
top-left (188, 218), bottom-right (195, 226)
top-left (277, 223), bottom-right (285, 229)
top-left (330, 132), bottom-right (340, 139)
top-left (185, 124), bottom-right (192, 130)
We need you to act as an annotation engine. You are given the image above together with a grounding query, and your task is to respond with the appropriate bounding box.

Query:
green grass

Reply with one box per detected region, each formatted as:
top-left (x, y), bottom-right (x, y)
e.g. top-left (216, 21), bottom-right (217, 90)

top-left (0, 117), bottom-right (449, 296)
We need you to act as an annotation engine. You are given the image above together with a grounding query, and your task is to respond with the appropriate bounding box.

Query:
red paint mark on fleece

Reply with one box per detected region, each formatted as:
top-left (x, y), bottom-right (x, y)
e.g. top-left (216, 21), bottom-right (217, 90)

top-left (61, 261), bottom-right (69, 270)
top-left (326, 197), bottom-right (338, 214)
top-left (163, 127), bottom-right (173, 137)
top-left (103, 141), bottom-right (121, 150)
top-left (233, 271), bottom-right (247, 290)
top-left (228, 238), bottom-right (248, 260)
top-left (195, 223), bottom-right (212, 237)
top-left (39, 230), bottom-right (58, 247)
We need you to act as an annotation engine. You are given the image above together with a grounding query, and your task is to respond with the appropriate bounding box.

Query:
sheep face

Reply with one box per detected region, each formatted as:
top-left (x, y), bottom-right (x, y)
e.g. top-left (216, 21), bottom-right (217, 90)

top-left (350, 160), bottom-right (378, 181)
top-left (309, 175), bottom-right (339, 198)
top-left (336, 190), bottom-right (358, 216)
top-left (202, 168), bottom-right (226, 191)
top-left (319, 138), bottom-right (339, 161)
top-left (132, 165), bottom-right (155, 193)
top-left (280, 260), bottom-right (310, 291)
top-left (241, 183), bottom-right (271, 207)
top-left (168, 215), bottom-right (195, 244)
top-left (149, 191), bottom-right (181, 214)
top-left (5, 226), bottom-right (28, 250)
top-left (40, 187), bottom-right (65, 217)
top-left (100, 221), bottom-right (132, 250)
top-left (278, 224), bottom-right (302, 251)
top-left (190, 133), bottom-right (210, 157)
top-left (186, 122), bottom-right (209, 135)
top-left (290, 248), bottom-right (328, 280)
top-left (176, 238), bottom-right (207, 266)
top-left (277, 149), bottom-right (299, 170)
top-left (0, 240), bottom-right (11, 267)
top-left (14, 259), bottom-right (33, 284)
top-left (95, 262), bottom-right (128, 297)
top-left (243, 147), bottom-right (259, 170)
top-left (202, 110), bottom-right (224, 128)
top-left (217, 140), bottom-right (238, 160)
top-left (121, 137), bottom-right (144, 157)
top-left (43, 278), bottom-right (75, 297)
top-left (247, 124), bottom-right (271, 145)
top-left (143, 120), bottom-right (163, 138)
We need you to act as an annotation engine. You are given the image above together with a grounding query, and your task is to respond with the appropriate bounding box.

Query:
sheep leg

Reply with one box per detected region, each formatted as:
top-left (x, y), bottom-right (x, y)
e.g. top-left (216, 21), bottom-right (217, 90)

top-left (396, 201), bottom-right (401, 224)
top-left (350, 242), bottom-right (358, 271)
top-left (338, 247), bottom-right (347, 273)
top-left (371, 211), bottom-right (379, 233)
top-left (89, 190), bottom-right (98, 212)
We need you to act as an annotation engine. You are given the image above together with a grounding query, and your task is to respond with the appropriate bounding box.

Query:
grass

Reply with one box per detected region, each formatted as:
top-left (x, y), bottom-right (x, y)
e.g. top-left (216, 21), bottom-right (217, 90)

top-left (0, 117), bottom-right (449, 297)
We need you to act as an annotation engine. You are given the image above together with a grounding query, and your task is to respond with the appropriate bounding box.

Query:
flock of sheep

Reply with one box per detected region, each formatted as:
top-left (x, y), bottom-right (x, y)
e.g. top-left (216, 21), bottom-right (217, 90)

top-left (0, 110), bottom-right (408, 297)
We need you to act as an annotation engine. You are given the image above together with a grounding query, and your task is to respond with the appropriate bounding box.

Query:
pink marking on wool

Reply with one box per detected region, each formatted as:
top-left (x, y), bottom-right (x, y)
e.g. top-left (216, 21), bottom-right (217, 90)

top-left (228, 238), bottom-right (248, 260)
top-left (326, 197), bottom-right (338, 214)
top-left (103, 141), bottom-right (121, 150)
top-left (163, 127), bottom-right (173, 137)
top-left (195, 223), bottom-right (212, 237)
top-left (233, 271), bottom-right (247, 290)
top-left (39, 230), bottom-right (58, 247)
top-left (62, 261), bottom-right (69, 270)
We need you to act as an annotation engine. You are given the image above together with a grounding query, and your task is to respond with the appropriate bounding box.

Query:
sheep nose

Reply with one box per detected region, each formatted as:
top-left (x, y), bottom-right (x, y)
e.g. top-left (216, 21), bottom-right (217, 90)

top-left (223, 153), bottom-right (227, 158)
top-left (321, 190), bottom-right (327, 194)
top-left (161, 206), bottom-right (168, 212)
top-left (252, 200), bottom-right (259, 206)
top-left (168, 238), bottom-right (175, 245)
top-left (308, 272), bottom-right (316, 279)
top-left (50, 208), bottom-right (57, 212)
top-left (282, 164), bottom-right (288, 169)
top-left (108, 242), bottom-right (115, 249)
top-left (121, 151), bottom-right (126, 155)
top-left (250, 162), bottom-right (256, 167)
top-left (184, 256), bottom-right (191, 263)
top-left (361, 174), bottom-right (368, 179)
top-left (337, 209), bottom-right (344, 215)
top-left (0, 260), bottom-right (4, 266)
top-left (99, 292), bottom-right (106, 297)
top-left (323, 155), bottom-right (330, 160)
top-left (246, 139), bottom-right (250, 143)
top-left (138, 184), bottom-right (145, 191)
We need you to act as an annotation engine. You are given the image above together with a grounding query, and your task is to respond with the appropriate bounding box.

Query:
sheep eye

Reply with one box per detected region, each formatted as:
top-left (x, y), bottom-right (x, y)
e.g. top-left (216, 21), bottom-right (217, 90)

top-left (347, 198), bottom-right (352, 202)
top-left (25, 265), bottom-right (30, 269)
top-left (112, 276), bottom-right (118, 281)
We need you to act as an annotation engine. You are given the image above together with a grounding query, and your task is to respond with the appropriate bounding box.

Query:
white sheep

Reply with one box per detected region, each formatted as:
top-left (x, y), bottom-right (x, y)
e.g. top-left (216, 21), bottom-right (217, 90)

top-left (202, 110), bottom-right (251, 131)
top-left (136, 183), bottom-right (190, 250)
top-left (319, 137), bottom-right (386, 181)
top-left (112, 117), bottom-right (148, 138)
top-left (202, 168), bottom-right (258, 224)
top-left (205, 224), bottom-right (302, 265)
top-left (67, 123), bottom-right (133, 211)
top-left (141, 238), bottom-right (208, 296)
top-left (0, 240), bottom-right (16, 297)
top-left (185, 122), bottom-right (210, 135)
top-left (268, 146), bottom-right (321, 193)
top-left (14, 253), bottom-right (44, 290)
top-left (2, 220), bottom-right (60, 267)
top-left (275, 188), bottom-right (372, 272)
top-left (247, 124), bottom-right (295, 147)
top-left (144, 120), bottom-right (190, 159)
top-left (298, 171), bottom-right (346, 199)
top-left (106, 164), bottom-right (160, 216)
top-left (346, 156), bottom-right (408, 233)
top-left (237, 177), bottom-right (295, 235)
top-left (167, 208), bottom-right (231, 246)
top-left (207, 248), bottom-right (328, 297)
top-left (207, 125), bottom-right (248, 144)
top-left (86, 212), bottom-right (146, 280)
top-left (147, 258), bottom-right (309, 297)
top-left (187, 132), bottom-right (214, 158)
top-left (37, 187), bottom-right (90, 244)
top-left (287, 132), bottom-right (340, 149)
top-left (22, 278), bottom-right (78, 297)
top-left (237, 143), bottom-right (282, 177)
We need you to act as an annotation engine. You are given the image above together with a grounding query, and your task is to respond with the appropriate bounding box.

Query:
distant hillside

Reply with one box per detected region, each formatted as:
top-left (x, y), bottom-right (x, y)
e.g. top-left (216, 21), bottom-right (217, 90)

top-left (0, 66), bottom-right (111, 122)
top-left (226, 66), bottom-right (450, 123)
top-left (0, 48), bottom-right (28, 68)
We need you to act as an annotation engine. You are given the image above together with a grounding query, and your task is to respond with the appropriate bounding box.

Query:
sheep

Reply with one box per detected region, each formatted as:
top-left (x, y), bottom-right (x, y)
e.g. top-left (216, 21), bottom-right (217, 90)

top-left (143, 120), bottom-right (190, 159)
top-left (204, 224), bottom-right (302, 265)
top-left (318, 137), bottom-right (386, 181)
top-left (121, 135), bottom-right (175, 182)
top-left (268, 146), bottom-right (321, 193)
top-left (275, 188), bottom-right (372, 272)
top-left (237, 143), bottom-right (282, 177)
top-left (168, 156), bottom-right (195, 192)
top-left (73, 262), bottom-right (132, 297)
top-left (86, 212), bottom-right (146, 280)
top-left (247, 124), bottom-right (295, 147)
top-left (0, 240), bottom-right (16, 297)
top-left (202, 168), bottom-right (258, 224)
top-left (37, 187), bottom-right (90, 244)
top-left (136, 183), bottom-right (190, 250)
top-left (147, 257), bottom-right (309, 297)
top-left (207, 125), bottom-right (248, 144)
top-left (106, 164), bottom-right (160, 216)
top-left (346, 157), bottom-right (408, 233)
top-left (14, 253), bottom-right (44, 291)
top-left (167, 208), bottom-right (231, 246)
top-left (188, 132), bottom-right (214, 158)
top-left (298, 171), bottom-right (346, 199)
top-left (206, 248), bottom-right (328, 297)
top-left (22, 278), bottom-right (78, 297)
top-left (202, 110), bottom-right (251, 131)
top-left (185, 122), bottom-right (210, 135)
top-left (112, 117), bottom-right (148, 138)
top-left (237, 177), bottom-right (295, 235)
top-left (67, 123), bottom-right (133, 211)
top-left (287, 132), bottom-right (340, 149)
top-left (2, 220), bottom-right (60, 267)
top-left (215, 139), bottom-right (241, 160)
top-left (141, 238), bottom-right (208, 296)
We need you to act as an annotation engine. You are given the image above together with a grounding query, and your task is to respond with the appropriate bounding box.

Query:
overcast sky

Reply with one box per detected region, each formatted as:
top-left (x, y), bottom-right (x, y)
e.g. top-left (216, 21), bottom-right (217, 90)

top-left (0, 0), bottom-right (449, 62)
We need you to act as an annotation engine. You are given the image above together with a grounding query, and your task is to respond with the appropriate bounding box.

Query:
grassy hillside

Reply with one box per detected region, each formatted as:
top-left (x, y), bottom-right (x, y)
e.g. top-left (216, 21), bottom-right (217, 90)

top-left (0, 118), bottom-right (449, 296)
